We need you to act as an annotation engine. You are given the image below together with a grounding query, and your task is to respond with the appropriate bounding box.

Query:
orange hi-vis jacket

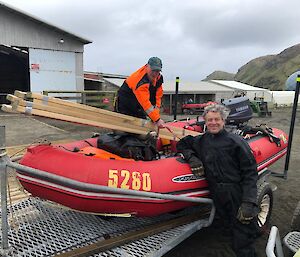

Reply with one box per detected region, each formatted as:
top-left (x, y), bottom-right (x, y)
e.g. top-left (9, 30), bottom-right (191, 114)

top-left (117, 65), bottom-right (163, 122)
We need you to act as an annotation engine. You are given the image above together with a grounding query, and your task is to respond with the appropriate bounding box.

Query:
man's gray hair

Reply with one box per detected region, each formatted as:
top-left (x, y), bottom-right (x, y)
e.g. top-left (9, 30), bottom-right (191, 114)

top-left (203, 104), bottom-right (230, 120)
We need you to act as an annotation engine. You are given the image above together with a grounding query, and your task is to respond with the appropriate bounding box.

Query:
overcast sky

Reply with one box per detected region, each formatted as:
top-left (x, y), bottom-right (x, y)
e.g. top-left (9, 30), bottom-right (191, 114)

top-left (2, 0), bottom-right (300, 81)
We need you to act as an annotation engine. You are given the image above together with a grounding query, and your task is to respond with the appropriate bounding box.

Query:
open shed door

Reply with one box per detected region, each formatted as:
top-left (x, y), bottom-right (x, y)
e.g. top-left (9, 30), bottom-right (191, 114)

top-left (29, 49), bottom-right (76, 92)
top-left (0, 45), bottom-right (29, 103)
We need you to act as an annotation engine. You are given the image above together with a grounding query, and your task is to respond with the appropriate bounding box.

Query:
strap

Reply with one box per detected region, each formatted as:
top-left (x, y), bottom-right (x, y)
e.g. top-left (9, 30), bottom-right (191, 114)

top-left (242, 125), bottom-right (281, 147)
top-left (156, 126), bottom-right (181, 141)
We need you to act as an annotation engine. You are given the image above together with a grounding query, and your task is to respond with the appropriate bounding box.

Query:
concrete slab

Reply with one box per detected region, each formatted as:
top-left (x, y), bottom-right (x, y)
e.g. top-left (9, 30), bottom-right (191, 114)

top-left (0, 112), bottom-right (100, 147)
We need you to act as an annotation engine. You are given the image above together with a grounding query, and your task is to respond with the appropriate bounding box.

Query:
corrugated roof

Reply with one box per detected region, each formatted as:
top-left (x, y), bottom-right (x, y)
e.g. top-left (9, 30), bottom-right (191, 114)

top-left (0, 1), bottom-right (92, 44)
top-left (103, 79), bottom-right (236, 93)
top-left (103, 78), bottom-right (125, 87)
top-left (211, 80), bottom-right (270, 92)
top-left (163, 81), bottom-right (234, 93)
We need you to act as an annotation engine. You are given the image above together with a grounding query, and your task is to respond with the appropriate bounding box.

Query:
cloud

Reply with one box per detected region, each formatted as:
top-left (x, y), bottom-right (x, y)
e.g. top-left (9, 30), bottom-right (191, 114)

top-left (179, 0), bottom-right (300, 49)
top-left (2, 0), bottom-right (300, 81)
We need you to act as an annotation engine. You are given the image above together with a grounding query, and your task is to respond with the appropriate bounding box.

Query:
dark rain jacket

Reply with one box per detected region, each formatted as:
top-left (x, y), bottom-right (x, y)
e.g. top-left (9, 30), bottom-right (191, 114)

top-left (116, 65), bottom-right (163, 122)
top-left (176, 129), bottom-right (258, 204)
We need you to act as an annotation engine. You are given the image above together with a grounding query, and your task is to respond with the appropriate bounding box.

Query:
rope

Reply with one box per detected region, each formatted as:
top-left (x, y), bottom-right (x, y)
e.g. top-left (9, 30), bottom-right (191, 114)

top-left (9, 138), bottom-right (51, 159)
top-left (157, 126), bottom-right (182, 141)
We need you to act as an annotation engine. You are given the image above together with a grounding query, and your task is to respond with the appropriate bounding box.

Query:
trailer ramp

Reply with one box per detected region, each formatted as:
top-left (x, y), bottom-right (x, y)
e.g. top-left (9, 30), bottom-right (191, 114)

top-left (0, 198), bottom-right (213, 257)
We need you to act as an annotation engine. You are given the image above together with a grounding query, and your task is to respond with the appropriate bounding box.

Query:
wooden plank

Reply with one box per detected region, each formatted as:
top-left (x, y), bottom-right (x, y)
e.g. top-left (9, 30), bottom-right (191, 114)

top-left (7, 92), bottom-right (199, 140)
top-left (9, 104), bottom-right (184, 140)
top-left (31, 98), bottom-right (157, 131)
top-left (14, 90), bottom-right (27, 99)
top-left (11, 98), bottom-right (157, 136)
top-left (26, 91), bottom-right (197, 136)
top-left (6, 94), bottom-right (20, 103)
top-left (1, 104), bottom-right (17, 113)
top-left (29, 98), bottom-right (198, 138)
top-left (10, 194), bottom-right (30, 203)
top-left (25, 91), bottom-right (137, 121)
top-left (8, 93), bottom-right (155, 131)
top-left (9, 94), bottom-right (199, 139)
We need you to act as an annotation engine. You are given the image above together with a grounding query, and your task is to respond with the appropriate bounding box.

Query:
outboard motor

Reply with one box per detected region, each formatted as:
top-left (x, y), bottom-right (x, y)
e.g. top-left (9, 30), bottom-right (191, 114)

top-left (223, 97), bottom-right (253, 125)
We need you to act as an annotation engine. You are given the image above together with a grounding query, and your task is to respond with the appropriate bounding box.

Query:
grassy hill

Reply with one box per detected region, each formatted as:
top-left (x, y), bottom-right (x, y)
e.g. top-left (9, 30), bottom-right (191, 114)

top-left (205, 44), bottom-right (300, 90)
top-left (202, 70), bottom-right (235, 81)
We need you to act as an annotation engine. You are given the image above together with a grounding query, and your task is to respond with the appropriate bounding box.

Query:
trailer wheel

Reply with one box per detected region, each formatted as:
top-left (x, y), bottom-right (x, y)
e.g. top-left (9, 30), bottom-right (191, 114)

top-left (257, 182), bottom-right (273, 228)
top-left (291, 201), bottom-right (300, 231)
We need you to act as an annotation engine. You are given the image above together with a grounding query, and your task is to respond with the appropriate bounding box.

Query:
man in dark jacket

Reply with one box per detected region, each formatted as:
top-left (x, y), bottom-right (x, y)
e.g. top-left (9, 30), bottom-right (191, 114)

top-left (177, 104), bottom-right (260, 257)
top-left (115, 57), bottom-right (165, 128)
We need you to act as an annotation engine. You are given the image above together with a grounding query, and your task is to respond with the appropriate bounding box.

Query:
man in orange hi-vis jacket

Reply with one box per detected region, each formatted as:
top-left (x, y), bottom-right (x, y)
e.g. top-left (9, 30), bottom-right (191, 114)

top-left (115, 57), bottom-right (165, 128)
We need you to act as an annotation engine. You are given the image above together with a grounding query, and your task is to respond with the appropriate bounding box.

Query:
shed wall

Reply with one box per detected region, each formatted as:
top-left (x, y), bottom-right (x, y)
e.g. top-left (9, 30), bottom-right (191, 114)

top-left (29, 48), bottom-right (77, 92)
top-left (0, 8), bottom-right (84, 52)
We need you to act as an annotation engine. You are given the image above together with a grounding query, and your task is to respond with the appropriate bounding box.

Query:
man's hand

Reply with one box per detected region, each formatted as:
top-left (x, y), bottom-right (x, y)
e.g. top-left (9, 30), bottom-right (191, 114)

top-left (155, 119), bottom-right (165, 128)
top-left (188, 155), bottom-right (205, 176)
top-left (237, 202), bottom-right (258, 224)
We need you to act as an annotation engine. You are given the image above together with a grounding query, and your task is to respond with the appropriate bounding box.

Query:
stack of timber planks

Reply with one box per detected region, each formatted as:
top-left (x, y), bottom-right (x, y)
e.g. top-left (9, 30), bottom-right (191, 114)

top-left (1, 91), bottom-right (199, 141)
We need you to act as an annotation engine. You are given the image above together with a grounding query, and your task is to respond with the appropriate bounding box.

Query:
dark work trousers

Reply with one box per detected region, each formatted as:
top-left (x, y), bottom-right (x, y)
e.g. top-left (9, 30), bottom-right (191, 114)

top-left (211, 183), bottom-right (260, 257)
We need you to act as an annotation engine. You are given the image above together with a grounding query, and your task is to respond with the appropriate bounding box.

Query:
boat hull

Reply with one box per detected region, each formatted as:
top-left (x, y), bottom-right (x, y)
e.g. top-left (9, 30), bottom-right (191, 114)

top-left (17, 128), bottom-right (288, 216)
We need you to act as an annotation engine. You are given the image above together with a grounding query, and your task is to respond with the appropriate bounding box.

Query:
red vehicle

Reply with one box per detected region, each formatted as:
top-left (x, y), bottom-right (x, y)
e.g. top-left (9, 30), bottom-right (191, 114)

top-left (181, 101), bottom-right (217, 114)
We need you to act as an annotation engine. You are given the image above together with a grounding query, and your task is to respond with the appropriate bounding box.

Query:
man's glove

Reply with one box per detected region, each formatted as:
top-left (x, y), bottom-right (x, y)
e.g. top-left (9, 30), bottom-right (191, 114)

top-left (188, 155), bottom-right (205, 176)
top-left (237, 202), bottom-right (258, 224)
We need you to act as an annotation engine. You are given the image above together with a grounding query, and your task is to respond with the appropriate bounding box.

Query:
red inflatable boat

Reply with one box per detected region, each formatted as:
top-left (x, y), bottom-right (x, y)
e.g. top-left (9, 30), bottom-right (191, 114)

top-left (17, 125), bottom-right (288, 217)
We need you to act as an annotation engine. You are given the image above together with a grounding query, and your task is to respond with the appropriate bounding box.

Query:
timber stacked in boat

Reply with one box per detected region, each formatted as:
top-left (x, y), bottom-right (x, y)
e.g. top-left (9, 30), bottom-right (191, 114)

top-left (1, 91), bottom-right (199, 141)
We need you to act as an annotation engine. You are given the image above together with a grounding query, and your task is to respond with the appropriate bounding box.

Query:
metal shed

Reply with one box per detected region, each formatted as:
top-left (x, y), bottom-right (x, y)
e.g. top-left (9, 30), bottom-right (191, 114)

top-left (0, 2), bottom-right (91, 103)
top-left (162, 80), bottom-right (235, 114)
top-left (102, 78), bottom-right (236, 114)
top-left (211, 80), bottom-right (273, 102)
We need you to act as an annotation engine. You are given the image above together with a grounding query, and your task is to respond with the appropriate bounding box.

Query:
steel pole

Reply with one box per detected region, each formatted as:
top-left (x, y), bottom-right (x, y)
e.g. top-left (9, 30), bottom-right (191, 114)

top-left (0, 126), bottom-right (9, 256)
top-left (173, 77), bottom-right (179, 120)
top-left (283, 75), bottom-right (300, 178)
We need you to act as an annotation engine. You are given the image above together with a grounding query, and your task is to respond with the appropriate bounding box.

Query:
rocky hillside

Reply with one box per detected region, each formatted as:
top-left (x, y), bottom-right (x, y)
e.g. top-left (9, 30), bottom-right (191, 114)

top-left (205, 44), bottom-right (300, 90)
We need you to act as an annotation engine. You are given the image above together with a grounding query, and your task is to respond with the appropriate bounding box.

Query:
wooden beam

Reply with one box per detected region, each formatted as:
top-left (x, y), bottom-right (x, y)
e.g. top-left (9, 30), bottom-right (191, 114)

top-left (9, 104), bottom-right (189, 140)
top-left (14, 91), bottom-right (157, 129)
top-left (30, 98), bottom-right (196, 138)
top-left (1, 104), bottom-right (15, 113)
top-left (7, 92), bottom-right (199, 140)
top-left (25, 91), bottom-right (137, 121)
top-left (6, 94), bottom-right (19, 103)
top-left (13, 98), bottom-right (157, 135)
top-left (14, 90), bottom-right (27, 99)
top-left (26, 92), bottom-right (196, 136)
top-left (32, 98), bottom-right (157, 131)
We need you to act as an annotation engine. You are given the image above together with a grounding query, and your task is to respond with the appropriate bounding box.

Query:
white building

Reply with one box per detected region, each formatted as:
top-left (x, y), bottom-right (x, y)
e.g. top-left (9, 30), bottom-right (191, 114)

top-left (271, 91), bottom-right (296, 107)
top-left (211, 80), bottom-right (273, 102)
